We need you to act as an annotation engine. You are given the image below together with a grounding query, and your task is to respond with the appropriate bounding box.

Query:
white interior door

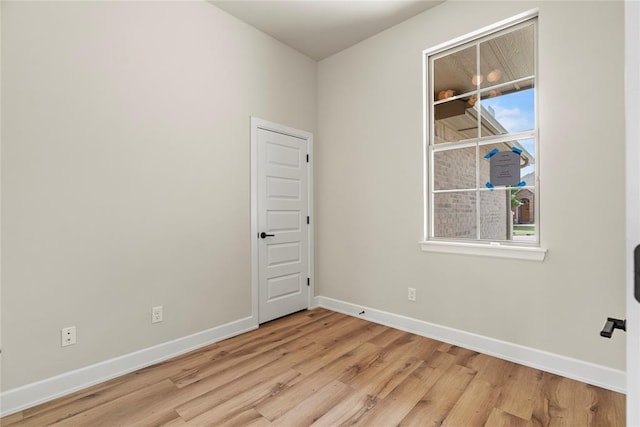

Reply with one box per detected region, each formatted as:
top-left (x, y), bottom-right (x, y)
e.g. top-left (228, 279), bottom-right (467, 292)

top-left (626, 0), bottom-right (640, 423)
top-left (256, 125), bottom-right (310, 323)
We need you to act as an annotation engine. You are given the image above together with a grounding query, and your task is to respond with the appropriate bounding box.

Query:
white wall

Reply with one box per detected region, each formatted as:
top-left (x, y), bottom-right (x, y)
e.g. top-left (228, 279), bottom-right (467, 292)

top-left (317, 0), bottom-right (626, 371)
top-left (1, 0), bottom-right (316, 390)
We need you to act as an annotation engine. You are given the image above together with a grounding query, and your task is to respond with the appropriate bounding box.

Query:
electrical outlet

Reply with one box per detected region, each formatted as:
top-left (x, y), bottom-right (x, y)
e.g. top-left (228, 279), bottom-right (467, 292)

top-left (408, 288), bottom-right (416, 301)
top-left (61, 326), bottom-right (77, 347)
top-left (152, 306), bottom-right (163, 323)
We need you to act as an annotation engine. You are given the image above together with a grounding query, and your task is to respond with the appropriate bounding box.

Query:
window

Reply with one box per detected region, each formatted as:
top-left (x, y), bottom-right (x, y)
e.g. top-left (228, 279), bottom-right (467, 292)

top-left (422, 16), bottom-right (545, 260)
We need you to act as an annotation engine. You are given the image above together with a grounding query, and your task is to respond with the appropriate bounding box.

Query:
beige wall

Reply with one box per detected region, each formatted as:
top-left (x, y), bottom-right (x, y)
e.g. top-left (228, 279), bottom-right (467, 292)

top-left (317, 0), bottom-right (626, 370)
top-left (1, 1), bottom-right (316, 390)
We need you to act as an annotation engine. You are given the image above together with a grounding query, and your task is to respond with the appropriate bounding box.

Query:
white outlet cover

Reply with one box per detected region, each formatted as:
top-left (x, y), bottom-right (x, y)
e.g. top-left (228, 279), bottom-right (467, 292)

top-left (152, 306), bottom-right (163, 323)
top-left (61, 326), bottom-right (77, 347)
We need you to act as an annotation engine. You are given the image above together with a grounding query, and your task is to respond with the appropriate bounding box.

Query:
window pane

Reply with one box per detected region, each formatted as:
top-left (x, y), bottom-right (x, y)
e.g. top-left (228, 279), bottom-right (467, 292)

top-left (433, 45), bottom-right (476, 101)
top-left (433, 192), bottom-right (476, 239)
top-left (478, 141), bottom-right (534, 188)
top-left (433, 147), bottom-right (476, 190)
top-left (512, 189), bottom-right (536, 242)
top-left (480, 83), bottom-right (535, 135)
top-left (479, 188), bottom-right (537, 242)
top-left (479, 23), bottom-right (534, 90)
top-left (480, 189), bottom-right (509, 240)
top-left (516, 138), bottom-right (535, 182)
top-left (434, 95), bottom-right (479, 144)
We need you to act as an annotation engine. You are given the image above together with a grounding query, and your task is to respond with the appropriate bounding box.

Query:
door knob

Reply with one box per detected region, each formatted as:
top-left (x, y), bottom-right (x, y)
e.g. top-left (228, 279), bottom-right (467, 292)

top-left (260, 232), bottom-right (275, 239)
top-left (600, 317), bottom-right (626, 338)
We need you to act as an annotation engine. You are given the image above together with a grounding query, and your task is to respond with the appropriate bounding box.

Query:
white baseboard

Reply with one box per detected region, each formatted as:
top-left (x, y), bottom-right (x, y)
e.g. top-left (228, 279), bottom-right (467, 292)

top-left (315, 296), bottom-right (626, 394)
top-left (0, 316), bottom-right (258, 417)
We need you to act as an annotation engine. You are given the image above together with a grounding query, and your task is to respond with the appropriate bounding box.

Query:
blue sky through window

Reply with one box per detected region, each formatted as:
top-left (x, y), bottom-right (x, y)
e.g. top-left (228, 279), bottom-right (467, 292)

top-left (482, 88), bottom-right (535, 177)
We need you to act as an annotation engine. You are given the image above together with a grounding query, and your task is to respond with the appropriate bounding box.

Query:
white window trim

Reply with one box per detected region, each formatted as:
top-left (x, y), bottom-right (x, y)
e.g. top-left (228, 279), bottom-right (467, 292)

top-left (420, 240), bottom-right (547, 261)
top-left (421, 9), bottom-right (546, 261)
top-left (422, 9), bottom-right (539, 58)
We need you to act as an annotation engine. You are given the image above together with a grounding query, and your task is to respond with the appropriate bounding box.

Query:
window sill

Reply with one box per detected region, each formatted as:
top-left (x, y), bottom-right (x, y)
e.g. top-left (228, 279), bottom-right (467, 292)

top-left (419, 240), bottom-right (547, 261)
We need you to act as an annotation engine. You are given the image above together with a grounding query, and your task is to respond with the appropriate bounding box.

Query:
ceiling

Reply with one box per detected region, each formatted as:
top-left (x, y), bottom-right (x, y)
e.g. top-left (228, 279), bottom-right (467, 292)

top-left (209, 1), bottom-right (444, 61)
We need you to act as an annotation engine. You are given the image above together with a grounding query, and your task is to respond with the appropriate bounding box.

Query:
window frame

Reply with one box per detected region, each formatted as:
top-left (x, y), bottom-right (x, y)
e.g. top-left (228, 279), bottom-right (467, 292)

top-left (420, 10), bottom-right (546, 261)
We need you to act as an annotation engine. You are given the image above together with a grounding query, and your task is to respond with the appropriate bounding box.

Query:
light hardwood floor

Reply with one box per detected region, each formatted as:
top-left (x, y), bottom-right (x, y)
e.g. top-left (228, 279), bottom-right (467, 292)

top-left (1, 308), bottom-right (625, 426)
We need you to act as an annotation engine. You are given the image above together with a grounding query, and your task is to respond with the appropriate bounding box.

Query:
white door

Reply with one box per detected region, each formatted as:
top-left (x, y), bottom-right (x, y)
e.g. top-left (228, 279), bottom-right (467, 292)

top-left (256, 124), bottom-right (310, 323)
top-left (626, 1), bottom-right (640, 423)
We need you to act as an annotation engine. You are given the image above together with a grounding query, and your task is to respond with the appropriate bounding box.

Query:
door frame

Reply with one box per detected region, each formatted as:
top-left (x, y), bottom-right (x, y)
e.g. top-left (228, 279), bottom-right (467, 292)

top-left (625, 0), bottom-right (640, 423)
top-left (250, 117), bottom-right (314, 325)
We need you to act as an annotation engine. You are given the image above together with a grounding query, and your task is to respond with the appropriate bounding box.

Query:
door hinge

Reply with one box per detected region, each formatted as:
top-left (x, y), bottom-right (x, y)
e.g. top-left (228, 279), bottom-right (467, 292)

top-left (306, 154), bottom-right (309, 163)
top-left (307, 216), bottom-right (310, 224)
top-left (307, 278), bottom-right (310, 287)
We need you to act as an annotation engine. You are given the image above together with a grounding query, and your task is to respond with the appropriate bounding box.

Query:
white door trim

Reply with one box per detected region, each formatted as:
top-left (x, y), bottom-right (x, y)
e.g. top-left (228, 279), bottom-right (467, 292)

top-left (625, 0), bottom-right (640, 423)
top-left (250, 117), bottom-right (314, 324)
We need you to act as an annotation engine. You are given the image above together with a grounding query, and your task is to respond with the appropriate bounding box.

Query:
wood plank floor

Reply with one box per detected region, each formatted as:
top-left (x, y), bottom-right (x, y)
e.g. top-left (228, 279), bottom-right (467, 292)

top-left (2, 308), bottom-right (625, 426)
